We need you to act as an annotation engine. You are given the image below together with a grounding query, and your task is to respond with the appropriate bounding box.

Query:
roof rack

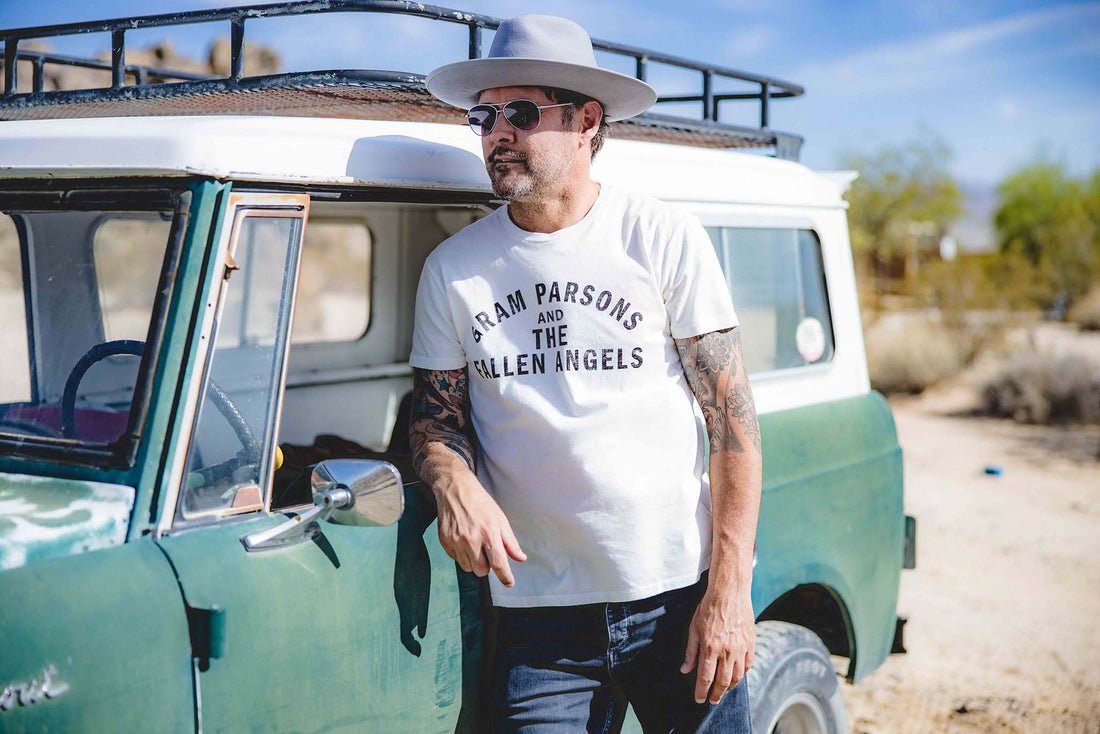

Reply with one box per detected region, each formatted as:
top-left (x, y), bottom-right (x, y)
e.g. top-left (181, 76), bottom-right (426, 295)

top-left (0, 1), bottom-right (805, 159)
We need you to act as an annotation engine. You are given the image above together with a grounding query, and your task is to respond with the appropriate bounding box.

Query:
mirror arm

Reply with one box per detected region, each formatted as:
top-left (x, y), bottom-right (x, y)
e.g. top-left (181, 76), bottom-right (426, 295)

top-left (240, 486), bottom-right (353, 552)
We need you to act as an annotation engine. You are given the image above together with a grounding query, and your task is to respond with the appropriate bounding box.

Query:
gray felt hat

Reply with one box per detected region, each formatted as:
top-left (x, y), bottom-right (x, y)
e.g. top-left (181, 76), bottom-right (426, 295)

top-left (425, 15), bottom-right (657, 122)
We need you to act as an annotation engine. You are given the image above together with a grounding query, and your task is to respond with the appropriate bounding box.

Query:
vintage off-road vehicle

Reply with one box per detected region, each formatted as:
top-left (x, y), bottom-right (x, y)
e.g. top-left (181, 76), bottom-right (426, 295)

top-left (0, 3), bottom-right (915, 733)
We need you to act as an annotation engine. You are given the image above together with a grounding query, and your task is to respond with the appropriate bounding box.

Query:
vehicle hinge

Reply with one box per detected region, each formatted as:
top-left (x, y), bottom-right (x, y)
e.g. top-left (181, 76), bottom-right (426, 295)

top-left (186, 605), bottom-right (226, 672)
top-left (224, 251), bottom-right (239, 281)
top-left (891, 615), bottom-right (908, 654)
top-left (903, 515), bottom-right (917, 570)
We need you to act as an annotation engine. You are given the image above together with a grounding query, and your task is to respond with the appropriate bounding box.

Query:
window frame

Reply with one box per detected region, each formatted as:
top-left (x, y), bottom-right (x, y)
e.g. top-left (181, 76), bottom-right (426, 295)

top-left (0, 213), bottom-right (35, 405)
top-left (290, 215), bottom-right (375, 346)
top-left (0, 184), bottom-right (189, 469)
top-left (164, 193), bottom-right (310, 531)
top-left (702, 221), bottom-right (837, 380)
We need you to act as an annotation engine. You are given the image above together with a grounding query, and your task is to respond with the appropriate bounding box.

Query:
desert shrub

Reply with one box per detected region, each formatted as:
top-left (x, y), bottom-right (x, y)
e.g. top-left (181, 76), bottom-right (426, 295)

top-left (909, 252), bottom-right (1041, 314)
top-left (1068, 286), bottom-right (1100, 331)
top-left (904, 254), bottom-right (1034, 364)
top-left (866, 319), bottom-right (964, 394)
top-left (980, 351), bottom-right (1100, 424)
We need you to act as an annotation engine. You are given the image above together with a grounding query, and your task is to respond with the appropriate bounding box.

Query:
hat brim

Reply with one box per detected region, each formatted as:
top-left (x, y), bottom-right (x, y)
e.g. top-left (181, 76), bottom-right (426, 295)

top-left (426, 58), bottom-right (657, 122)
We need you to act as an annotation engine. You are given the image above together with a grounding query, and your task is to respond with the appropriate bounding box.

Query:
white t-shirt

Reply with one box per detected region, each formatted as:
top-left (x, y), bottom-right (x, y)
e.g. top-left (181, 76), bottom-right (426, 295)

top-left (410, 184), bottom-right (738, 607)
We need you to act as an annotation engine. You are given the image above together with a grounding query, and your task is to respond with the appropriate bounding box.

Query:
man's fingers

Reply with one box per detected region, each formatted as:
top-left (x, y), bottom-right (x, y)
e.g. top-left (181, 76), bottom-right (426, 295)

top-left (710, 656), bottom-right (734, 704)
top-left (680, 633), bottom-right (699, 674)
top-left (734, 657), bottom-right (747, 686)
top-left (448, 545), bottom-right (472, 573)
top-left (485, 542), bottom-right (515, 587)
top-left (469, 546), bottom-right (490, 577)
top-left (694, 656), bottom-right (717, 704)
top-left (501, 524), bottom-right (527, 562)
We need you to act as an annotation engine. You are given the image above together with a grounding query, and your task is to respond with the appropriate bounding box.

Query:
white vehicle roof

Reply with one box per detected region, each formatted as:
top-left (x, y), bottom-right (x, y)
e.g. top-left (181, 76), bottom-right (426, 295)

top-left (0, 116), bottom-right (843, 208)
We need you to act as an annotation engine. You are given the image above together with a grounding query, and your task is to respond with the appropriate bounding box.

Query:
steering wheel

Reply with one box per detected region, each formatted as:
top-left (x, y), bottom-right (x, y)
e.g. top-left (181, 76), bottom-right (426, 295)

top-left (61, 340), bottom-right (259, 461)
top-left (61, 340), bottom-right (146, 440)
top-left (204, 379), bottom-right (261, 463)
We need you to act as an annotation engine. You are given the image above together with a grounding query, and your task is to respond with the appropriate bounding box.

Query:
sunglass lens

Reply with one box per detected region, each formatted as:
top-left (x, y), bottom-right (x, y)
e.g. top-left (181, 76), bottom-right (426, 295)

top-left (467, 106), bottom-right (496, 136)
top-left (503, 100), bottom-right (541, 131)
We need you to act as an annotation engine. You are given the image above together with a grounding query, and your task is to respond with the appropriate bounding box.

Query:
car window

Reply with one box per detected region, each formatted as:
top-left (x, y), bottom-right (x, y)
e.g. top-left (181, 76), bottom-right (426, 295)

top-left (290, 219), bottom-right (372, 344)
top-left (0, 203), bottom-right (176, 448)
top-left (179, 213), bottom-right (302, 519)
top-left (0, 214), bottom-right (31, 404)
top-left (706, 227), bottom-right (834, 374)
top-left (94, 215), bottom-right (174, 342)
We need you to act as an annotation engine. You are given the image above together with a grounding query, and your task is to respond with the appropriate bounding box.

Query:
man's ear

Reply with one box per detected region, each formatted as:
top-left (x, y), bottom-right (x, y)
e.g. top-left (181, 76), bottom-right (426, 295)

top-left (580, 100), bottom-right (603, 145)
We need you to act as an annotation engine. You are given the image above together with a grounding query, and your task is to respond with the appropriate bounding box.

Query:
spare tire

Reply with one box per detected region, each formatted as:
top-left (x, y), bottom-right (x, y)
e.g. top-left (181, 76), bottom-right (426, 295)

top-left (747, 621), bottom-right (848, 734)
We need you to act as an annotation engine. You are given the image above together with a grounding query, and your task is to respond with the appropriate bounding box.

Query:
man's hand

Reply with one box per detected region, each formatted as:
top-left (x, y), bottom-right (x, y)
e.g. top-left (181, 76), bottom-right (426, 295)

top-left (680, 586), bottom-right (755, 704)
top-left (409, 367), bottom-right (526, 587)
top-left (433, 470), bottom-right (527, 586)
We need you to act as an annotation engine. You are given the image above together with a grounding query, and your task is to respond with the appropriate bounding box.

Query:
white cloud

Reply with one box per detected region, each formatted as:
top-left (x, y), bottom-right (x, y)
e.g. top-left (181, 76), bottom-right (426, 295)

top-left (794, 2), bottom-right (1100, 98)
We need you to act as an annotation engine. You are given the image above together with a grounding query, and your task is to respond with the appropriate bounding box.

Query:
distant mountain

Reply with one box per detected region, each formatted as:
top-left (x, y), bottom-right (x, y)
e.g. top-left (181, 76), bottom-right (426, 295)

top-left (950, 181), bottom-right (998, 254)
top-left (8, 40), bottom-right (280, 95)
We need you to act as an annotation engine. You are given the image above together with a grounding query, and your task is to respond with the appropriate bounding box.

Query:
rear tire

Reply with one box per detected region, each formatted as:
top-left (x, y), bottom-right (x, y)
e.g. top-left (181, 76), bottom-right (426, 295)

top-left (746, 621), bottom-right (848, 734)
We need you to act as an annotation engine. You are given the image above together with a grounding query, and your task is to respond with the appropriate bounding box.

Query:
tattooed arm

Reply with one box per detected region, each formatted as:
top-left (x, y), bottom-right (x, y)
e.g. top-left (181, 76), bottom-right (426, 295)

top-left (409, 368), bottom-right (526, 586)
top-left (673, 326), bottom-right (763, 705)
top-left (410, 368), bottom-right (476, 478)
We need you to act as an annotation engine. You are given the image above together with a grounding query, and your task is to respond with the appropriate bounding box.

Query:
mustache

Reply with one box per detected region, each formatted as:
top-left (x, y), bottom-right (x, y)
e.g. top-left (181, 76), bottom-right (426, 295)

top-left (488, 148), bottom-right (527, 164)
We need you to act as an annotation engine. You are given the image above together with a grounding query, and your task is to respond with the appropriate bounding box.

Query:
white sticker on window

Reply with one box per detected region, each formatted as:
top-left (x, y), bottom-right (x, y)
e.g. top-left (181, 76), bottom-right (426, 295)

top-left (796, 316), bottom-right (825, 362)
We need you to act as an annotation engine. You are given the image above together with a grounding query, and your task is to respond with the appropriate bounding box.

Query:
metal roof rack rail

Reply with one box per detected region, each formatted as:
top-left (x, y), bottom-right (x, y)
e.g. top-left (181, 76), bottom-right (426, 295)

top-left (0, 1), bottom-right (805, 159)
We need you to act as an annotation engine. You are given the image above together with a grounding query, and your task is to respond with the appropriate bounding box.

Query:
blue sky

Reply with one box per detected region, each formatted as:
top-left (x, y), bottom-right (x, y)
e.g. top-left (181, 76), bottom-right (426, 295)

top-left (3, 0), bottom-right (1098, 189)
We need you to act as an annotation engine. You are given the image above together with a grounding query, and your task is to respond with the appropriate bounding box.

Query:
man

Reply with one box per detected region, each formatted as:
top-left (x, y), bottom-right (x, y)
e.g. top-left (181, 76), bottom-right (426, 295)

top-left (409, 14), bottom-right (762, 733)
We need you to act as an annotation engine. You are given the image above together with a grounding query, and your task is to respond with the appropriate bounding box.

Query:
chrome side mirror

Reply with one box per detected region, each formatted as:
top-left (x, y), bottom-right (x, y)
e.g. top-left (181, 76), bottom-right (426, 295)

top-left (311, 459), bottom-right (404, 527)
top-left (241, 459), bottom-right (404, 551)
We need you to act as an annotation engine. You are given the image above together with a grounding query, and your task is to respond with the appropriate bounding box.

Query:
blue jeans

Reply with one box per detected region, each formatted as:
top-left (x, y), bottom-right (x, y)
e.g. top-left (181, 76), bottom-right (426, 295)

top-left (490, 574), bottom-right (752, 733)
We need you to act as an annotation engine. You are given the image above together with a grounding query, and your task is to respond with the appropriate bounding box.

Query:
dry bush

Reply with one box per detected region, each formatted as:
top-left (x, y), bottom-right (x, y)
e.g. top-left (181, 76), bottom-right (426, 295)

top-left (1068, 286), bottom-right (1100, 331)
top-left (911, 253), bottom-right (1040, 313)
top-left (980, 351), bottom-right (1100, 425)
top-left (866, 319), bottom-right (964, 394)
top-left (904, 254), bottom-right (1038, 364)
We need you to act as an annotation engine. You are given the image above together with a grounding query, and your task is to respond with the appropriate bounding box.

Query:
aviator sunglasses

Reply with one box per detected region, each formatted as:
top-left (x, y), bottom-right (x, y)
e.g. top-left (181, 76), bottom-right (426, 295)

top-left (466, 99), bottom-right (573, 136)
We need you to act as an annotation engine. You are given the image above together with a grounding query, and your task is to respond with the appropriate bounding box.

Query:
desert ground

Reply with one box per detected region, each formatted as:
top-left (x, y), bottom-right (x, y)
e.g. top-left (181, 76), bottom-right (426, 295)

top-left (838, 326), bottom-right (1100, 733)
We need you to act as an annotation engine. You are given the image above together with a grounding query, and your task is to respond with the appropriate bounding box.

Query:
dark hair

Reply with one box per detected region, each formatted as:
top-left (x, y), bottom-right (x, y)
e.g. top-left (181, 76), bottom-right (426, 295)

top-left (540, 86), bottom-right (611, 160)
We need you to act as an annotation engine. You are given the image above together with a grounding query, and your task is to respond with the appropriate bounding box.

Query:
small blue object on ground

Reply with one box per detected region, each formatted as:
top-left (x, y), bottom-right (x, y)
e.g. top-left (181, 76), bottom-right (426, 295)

top-left (984, 466), bottom-right (1004, 476)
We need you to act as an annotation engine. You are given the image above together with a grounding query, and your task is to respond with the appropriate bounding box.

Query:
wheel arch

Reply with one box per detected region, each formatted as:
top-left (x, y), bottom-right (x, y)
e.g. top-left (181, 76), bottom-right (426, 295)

top-left (756, 581), bottom-right (857, 683)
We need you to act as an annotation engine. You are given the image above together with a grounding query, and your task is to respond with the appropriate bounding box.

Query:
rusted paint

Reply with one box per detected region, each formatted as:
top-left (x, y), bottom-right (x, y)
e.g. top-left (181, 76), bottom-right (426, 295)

top-left (0, 474), bottom-right (134, 571)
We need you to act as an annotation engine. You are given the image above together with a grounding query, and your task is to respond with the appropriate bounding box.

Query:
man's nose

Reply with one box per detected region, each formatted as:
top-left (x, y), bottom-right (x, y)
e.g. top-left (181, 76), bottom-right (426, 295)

top-left (487, 113), bottom-right (517, 144)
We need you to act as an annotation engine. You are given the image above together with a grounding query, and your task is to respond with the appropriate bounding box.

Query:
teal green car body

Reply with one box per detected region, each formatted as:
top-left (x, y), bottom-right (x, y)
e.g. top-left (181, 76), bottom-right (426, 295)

top-left (755, 391), bottom-right (905, 683)
top-left (0, 175), bottom-right (906, 732)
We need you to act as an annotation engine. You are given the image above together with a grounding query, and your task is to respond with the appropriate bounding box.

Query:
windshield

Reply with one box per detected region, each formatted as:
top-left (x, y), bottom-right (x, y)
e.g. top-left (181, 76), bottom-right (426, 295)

top-left (0, 190), bottom-right (183, 462)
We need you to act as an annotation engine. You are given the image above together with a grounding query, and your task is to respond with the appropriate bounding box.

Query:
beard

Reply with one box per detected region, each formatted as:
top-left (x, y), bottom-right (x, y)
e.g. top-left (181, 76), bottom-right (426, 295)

top-left (487, 157), bottom-right (535, 200)
top-left (486, 144), bottom-right (572, 201)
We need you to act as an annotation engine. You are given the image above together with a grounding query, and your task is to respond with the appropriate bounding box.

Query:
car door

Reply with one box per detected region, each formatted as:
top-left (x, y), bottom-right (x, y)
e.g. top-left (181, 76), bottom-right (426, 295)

top-left (154, 191), bottom-right (469, 734)
top-left (0, 530), bottom-right (195, 733)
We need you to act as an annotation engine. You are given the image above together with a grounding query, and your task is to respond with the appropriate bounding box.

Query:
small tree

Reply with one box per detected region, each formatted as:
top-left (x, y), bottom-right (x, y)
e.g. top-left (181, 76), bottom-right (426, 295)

top-left (994, 158), bottom-right (1100, 314)
top-left (841, 132), bottom-right (963, 294)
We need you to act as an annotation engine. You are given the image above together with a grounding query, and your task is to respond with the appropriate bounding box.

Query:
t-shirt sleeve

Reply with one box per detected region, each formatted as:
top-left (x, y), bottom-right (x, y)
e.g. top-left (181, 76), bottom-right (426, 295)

top-left (409, 259), bottom-right (468, 370)
top-left (661, 215), bottom-right (739, 339)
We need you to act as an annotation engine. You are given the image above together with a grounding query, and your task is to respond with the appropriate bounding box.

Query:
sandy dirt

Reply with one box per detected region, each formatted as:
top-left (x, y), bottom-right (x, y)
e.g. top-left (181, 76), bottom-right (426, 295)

top-left (838, 339), bottom-right (1100, 733)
